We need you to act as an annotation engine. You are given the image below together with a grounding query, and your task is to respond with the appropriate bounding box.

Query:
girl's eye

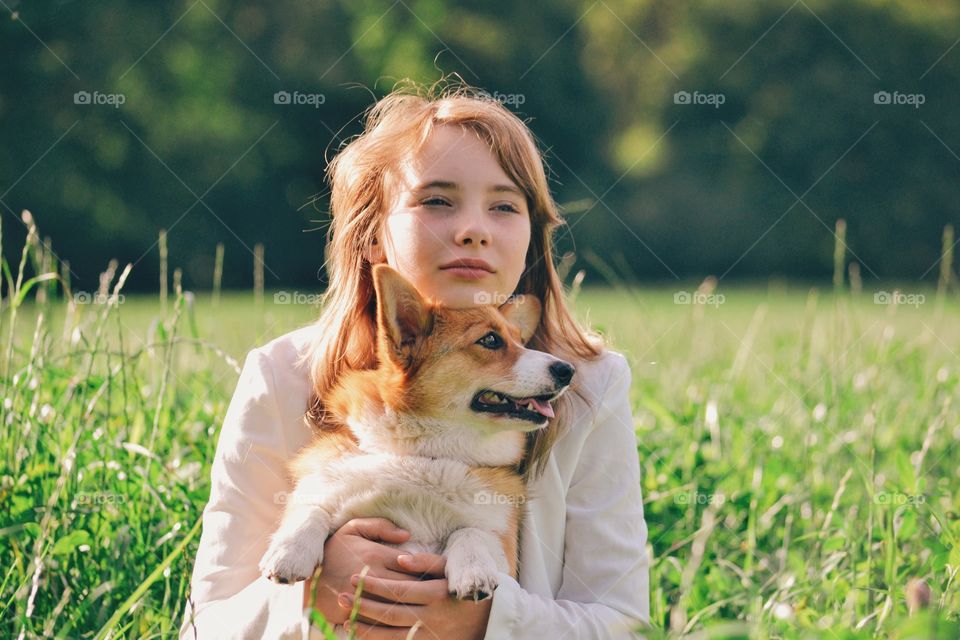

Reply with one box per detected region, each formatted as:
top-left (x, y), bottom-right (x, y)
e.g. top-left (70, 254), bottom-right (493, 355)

top-left (476, 332), bottom-right (504, 350)
top-left (420, 197), bottom-right (521, 213)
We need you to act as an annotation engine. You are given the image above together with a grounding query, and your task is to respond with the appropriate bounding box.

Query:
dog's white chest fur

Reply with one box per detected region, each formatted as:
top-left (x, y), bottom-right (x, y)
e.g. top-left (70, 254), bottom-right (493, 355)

top-left (311, 453), bottom-right (515, 554)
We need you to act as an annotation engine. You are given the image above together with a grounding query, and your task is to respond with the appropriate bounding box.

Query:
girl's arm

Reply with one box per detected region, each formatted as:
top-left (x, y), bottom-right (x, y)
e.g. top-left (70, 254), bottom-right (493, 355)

top-left (178, 348), bottom-right (308, 639)
top-left (482, 352), bottom-right (651, 639)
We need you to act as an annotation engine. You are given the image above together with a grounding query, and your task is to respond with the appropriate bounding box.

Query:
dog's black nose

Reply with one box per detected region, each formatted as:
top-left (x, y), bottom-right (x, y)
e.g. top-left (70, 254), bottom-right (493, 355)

top-left (550, 361), bottom-right (575, 386)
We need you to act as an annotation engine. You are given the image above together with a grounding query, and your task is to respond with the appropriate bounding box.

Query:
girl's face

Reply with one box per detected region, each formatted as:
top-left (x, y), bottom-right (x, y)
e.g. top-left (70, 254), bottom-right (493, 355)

top-left (372, 124), bottom-right (532, 308)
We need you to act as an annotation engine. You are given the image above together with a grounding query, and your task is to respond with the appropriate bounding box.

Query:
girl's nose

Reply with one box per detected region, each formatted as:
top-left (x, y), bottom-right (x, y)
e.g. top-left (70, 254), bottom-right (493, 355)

top-left (454, 207), bottom-right (491, 247)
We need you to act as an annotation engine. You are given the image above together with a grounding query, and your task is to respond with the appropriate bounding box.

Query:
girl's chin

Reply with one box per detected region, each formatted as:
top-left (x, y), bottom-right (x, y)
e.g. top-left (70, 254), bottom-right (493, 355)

top-left (426, 284), bottom-right (500, 308)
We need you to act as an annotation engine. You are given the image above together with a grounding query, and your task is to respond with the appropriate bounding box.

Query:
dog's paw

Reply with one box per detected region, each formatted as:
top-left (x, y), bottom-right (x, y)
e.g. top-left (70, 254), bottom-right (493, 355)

top-left (259, 537), bottom-right (322, 585)
top-left (446, 562), bottom-right (499, 601)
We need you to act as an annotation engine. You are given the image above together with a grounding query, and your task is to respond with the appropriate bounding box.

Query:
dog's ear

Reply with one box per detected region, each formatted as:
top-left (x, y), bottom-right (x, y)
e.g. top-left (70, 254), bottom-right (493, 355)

top-left (373, 264), bottom-right (434, 363)
top-left (499, 294), bottom-right (541, 345)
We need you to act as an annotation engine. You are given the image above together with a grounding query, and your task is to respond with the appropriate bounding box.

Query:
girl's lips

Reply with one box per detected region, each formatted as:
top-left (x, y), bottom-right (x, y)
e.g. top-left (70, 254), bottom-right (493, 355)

top-left (442, 267), bottom-right (491, 280)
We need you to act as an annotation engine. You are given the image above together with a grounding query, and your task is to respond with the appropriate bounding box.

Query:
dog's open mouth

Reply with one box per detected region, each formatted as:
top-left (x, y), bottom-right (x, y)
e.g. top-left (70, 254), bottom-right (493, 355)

top-left (470, 389), bottom-right (559, 422)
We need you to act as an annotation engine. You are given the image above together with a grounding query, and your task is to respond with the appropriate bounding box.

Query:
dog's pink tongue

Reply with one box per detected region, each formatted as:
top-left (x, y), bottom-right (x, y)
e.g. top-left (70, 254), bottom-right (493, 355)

top-left (527, 397), bottom-right (555, 418)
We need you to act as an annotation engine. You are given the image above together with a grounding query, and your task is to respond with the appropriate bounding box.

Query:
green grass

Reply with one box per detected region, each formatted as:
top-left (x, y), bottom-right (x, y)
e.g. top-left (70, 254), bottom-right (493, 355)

top-left (2, 246), bottom-right (959, 637)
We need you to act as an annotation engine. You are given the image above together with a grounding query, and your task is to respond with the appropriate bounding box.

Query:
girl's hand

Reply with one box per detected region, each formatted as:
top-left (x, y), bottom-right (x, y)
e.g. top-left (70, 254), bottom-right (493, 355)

top-left (304, 517), bottom-right (424, 625)
top-left (339, 552), bottom-right (493, 639)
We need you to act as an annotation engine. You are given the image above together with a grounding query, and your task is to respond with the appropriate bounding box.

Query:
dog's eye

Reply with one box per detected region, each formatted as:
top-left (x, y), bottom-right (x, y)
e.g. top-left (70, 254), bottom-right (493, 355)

top-left (476, 332), bottom-right (504, 350)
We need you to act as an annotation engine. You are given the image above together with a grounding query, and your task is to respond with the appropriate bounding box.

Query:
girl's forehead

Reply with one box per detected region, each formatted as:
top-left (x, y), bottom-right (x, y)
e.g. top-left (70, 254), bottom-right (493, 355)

top-left (412, 126), bottom-right (480, 160)
top-left (394, 126), bottom-right (518, 190)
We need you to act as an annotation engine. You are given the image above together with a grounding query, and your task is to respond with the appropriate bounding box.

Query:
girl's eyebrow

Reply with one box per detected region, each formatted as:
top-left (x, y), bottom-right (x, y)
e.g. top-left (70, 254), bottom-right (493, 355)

top-left (413, 180), bottom-right (524, 196)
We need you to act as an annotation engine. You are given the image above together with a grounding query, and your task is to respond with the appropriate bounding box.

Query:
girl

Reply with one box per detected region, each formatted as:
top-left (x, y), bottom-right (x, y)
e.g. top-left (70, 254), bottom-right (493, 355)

top-left (179, 81), bottom-right (650, 639)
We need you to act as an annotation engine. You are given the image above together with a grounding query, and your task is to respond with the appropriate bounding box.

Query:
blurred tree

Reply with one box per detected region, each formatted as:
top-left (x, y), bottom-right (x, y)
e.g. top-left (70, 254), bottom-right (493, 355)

top-left (1, 0), bottom-right (958, 292)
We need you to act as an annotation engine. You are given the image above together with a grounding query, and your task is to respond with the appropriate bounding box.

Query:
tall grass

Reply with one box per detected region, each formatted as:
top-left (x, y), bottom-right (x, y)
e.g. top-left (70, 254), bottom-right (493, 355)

top-left (1, 213), bottom-right (958, 638)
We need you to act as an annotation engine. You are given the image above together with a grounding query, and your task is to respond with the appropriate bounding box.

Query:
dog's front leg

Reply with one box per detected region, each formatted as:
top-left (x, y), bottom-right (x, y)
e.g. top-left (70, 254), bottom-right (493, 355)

top-left (443, 528), bottom-right (509, 601)
top-left (260, 478), bottom-right (336, 584)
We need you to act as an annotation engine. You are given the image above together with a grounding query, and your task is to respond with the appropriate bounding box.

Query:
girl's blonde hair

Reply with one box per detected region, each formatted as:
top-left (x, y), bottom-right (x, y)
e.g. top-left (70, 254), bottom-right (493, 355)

top-left (298, 79), bottom-right (607, 482)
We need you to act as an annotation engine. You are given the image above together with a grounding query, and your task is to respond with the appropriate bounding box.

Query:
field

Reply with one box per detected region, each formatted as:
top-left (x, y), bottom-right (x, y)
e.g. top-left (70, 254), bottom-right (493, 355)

top-left (2, 242), bottom-right (959, 638)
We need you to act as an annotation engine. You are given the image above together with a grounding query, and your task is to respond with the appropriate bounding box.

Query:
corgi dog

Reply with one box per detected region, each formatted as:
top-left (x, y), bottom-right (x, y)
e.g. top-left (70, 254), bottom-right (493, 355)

top-left (259, 264), bottom-right (575, 600)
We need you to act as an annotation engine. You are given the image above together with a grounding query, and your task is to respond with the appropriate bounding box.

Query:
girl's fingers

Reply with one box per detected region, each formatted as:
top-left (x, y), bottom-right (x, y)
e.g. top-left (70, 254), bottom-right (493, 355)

top-left (352, 566), bottom-right (431, 604)
top-left (338, 593), bottom-right (425, 627)
top-left (376, 567), bottom-right (425, 582)
top-left (395, 552), bottom-right (446, 577)
top-left (382, 553), bottom-right (436, 578)
top-left (341, 518), bottom-right (411, 544)
top-left (351, 574), bottom-right (448, 605)
top-left (343, 619), bottom-right (422, 639)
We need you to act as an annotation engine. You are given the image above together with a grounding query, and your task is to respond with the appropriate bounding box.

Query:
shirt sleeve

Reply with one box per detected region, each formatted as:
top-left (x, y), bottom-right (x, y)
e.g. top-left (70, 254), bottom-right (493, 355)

top-left (482, 352), bottom-right (651, 639)
top-left (178, 348), bottom-right (313, 640)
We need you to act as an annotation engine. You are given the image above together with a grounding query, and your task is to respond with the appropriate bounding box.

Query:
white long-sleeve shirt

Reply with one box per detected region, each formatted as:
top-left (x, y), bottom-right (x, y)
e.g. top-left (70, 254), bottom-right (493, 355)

top-left (178, 324), bottom-right (650, 639)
